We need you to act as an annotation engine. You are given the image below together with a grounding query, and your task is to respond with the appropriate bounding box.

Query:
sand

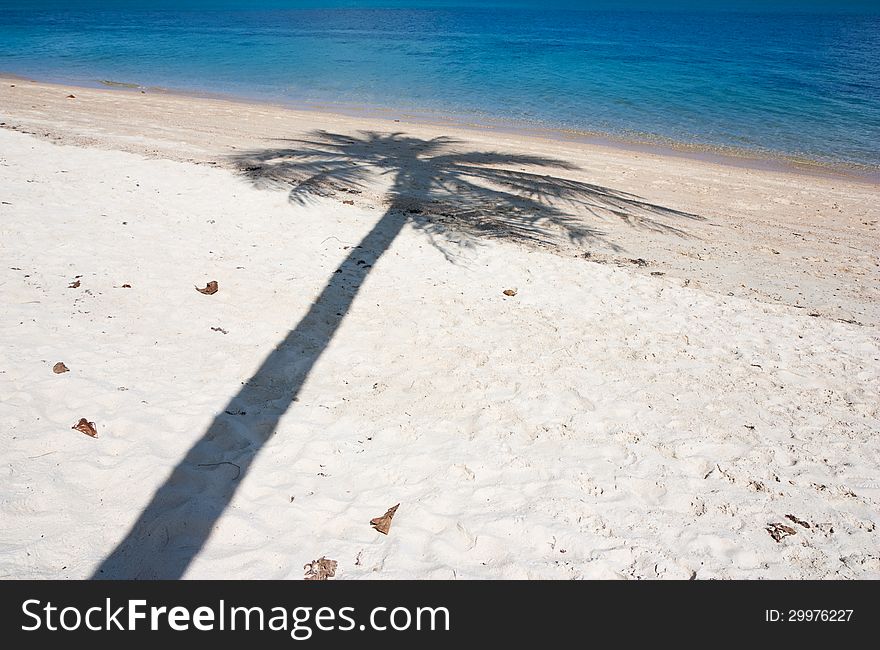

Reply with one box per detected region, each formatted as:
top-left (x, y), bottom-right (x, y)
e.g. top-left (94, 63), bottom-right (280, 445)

top-left (0, 76), bottom-right (878, 579)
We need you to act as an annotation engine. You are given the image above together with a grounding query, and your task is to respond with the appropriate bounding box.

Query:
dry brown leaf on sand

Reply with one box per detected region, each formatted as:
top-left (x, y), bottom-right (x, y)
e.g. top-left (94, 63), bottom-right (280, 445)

top-left (72, 418), bottom-right (98, 438)
top-left (766, 522), bottom-right (797, 543)
top-left (503, 288), bottom-right (517, 297)
top-left (52, 362), bottom-right (69, 374)
top-left (303, 557), bottom-right (337, 581)
top-left (196, 280), bottom-right (219, 295)
top-left (785, 514), bottom-right (811, 529)
top-left (370, 503), bottom-right (400, 535)
top-left (68, 279), bottom-right (81, 289)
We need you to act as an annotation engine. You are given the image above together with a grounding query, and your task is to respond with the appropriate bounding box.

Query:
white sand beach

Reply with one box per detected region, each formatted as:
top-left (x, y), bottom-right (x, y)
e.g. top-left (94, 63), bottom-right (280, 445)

top-left (1, 77), bottom-right (878, 579)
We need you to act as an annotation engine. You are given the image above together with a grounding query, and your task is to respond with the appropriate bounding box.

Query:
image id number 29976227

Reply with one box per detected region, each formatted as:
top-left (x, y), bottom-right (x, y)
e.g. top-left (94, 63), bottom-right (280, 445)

top-left (765, 610), bottom-right (854, 623)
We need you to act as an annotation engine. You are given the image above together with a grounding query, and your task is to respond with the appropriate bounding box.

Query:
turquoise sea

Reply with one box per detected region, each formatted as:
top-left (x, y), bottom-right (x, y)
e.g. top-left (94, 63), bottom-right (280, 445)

top-left (1, 2), bottom-right (879, 169)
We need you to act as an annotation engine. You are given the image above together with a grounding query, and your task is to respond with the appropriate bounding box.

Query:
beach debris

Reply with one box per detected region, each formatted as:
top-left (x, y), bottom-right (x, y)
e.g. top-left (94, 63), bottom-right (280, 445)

top-left (121, 284), bottom-right (131, 288)
top-left (66, 94), bottom-right (76, 99)
top-left (52, 362), bottom-right (69, 374)
top-left (342, 199), bottom-right (354, 205)
top-left (211, 326), bottom-right (228, 334)
top-left (196, 280), bottom-right (219, 295)
top-left (766, 522), bottom-right (797, 543)
top-left (630, 258), bottom-right (649, 267)
top-left (68, 279), bottom-right (81, 289)
top-left (72, 418), bottom-right (98, 438)
top-left (304, 556), bottom-right (337, 581)
top-left (502, 288), bottom-right (517, 297)
top-left (370, 503), bottom-right (400, 535)
top-left (785, 514), bottom-right (811, 529)
top-left (28, 451), bottom-right (57, 460)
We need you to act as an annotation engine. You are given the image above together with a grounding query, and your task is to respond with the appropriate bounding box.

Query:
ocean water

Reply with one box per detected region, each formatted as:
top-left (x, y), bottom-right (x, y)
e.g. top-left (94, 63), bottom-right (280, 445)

top-left (1, 6), bottom-right (879, 168)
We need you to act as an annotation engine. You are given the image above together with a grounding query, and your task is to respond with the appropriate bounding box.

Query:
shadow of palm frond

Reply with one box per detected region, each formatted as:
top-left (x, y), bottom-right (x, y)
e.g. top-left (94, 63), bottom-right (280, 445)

top-left (233, 130), bottom-right (703, 254)
top-left (91, 130), bottom-right (703, 579)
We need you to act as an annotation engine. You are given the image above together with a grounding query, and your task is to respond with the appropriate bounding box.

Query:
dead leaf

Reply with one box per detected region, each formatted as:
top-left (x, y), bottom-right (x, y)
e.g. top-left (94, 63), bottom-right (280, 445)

top-left (68, 280), bottom-right (81, 289)
top-left (502, 288), bottom-right (517, 297)
top-left (766, 522), bottom-right (797, 543)
top-left (72, 418), bottom-right (97, 438)
top-left (370, 503), bottom-right (400, 535)
top-left (52, 362), bottom-right (69, 374)
top-left (785, 514), bottom-right (811, 529)
top-left (342, 199), bottom-right (354, 205)
top-left (67, 94), bottom-right (76, 99)
top-left (196, 280), bottom-right (218, 295)
top-left (121, 284), bottom-right (131, 288)
top-left (303, 556), bottom-right (337, 581)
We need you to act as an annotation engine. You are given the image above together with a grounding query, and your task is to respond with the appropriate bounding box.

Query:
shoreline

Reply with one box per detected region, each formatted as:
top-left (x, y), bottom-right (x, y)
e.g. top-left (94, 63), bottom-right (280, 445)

top-left (2, 70), bottom-right (878, 330)
top-left (3, 70), bottom-right (878, 184)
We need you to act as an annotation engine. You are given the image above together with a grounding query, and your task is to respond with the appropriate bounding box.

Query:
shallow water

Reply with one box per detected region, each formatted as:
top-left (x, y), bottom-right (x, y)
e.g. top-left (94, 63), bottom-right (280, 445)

top-left (1, 6), bottom-right (878, 168)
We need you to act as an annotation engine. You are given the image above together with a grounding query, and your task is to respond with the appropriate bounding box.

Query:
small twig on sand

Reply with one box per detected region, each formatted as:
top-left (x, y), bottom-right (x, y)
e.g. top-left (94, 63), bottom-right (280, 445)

top-left (28, 451), bottom-right (57, 459)
top-left (320, 236), bottom-right (355, 247)
top-left (198, 461), bottom-right (241, 479)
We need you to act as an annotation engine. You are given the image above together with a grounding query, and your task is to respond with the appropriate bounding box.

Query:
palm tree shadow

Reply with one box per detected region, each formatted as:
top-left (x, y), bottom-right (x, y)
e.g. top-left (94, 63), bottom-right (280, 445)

top-left (92, 130), bottom-right (703, 578)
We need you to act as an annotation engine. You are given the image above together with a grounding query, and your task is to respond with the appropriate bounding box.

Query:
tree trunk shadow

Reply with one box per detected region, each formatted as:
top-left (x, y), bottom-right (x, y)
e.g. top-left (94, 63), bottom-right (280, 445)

top-left (91, 129), bottom-right (703, 579)
top-left (92, 208), bottom-right (406, 579)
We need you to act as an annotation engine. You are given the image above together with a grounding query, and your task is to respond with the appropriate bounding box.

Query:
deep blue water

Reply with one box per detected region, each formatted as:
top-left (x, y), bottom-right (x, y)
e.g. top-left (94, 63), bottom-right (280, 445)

top-left (1, 7), bottom-right (879, 167)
